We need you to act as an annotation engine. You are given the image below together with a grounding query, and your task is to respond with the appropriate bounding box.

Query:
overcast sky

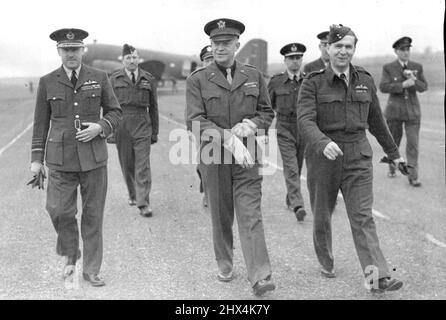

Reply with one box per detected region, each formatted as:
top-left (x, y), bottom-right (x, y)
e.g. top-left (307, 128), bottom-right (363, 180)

top-left (0, 0), bottom-right (444, 77)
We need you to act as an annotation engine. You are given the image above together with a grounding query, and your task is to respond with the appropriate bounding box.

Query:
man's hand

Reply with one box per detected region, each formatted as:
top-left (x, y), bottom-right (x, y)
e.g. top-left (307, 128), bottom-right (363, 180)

top-left (402, 78), bottom-right (415, 88)
top-left (323, 141), bottom-right (343, 160)
top-left (223, 134), bottom-right (254, 168)
top-left (75, 122), bottom-right (103, 142)
top-left (151, 135), bottom-right (158, 145)
top-left (30, 161), bottom-right (43, 175)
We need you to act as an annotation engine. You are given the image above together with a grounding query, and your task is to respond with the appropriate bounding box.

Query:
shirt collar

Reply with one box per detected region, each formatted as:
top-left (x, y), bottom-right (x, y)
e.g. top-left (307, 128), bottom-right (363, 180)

top-left (125, 68), bottom-right (138, 81)
top-left (286, 69), bottom-right (300, 81)
top-left (62, 64), bottom-right (81, 79)
top-left (331, 64), bottom-right (350, 84)
top-left (398, 59), bottom-right (408, 68)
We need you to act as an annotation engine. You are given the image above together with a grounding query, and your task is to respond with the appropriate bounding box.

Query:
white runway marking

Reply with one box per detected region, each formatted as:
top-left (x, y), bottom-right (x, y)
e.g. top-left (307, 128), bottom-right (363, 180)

top-left (0, 122), bottom-right (33, 157)
top-left (425, 233), bottom-right (446, 249)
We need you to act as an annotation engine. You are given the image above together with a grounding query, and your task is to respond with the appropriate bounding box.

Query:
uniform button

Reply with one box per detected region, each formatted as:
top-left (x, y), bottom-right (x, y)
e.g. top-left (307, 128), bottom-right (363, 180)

top-left (52, 97), bottom-right (56, 100)
top-left (92, 94), bottom-right (95, 97)
top-left (74, 90), bottom-right (77, 94)
top-left (74, 102), bottom-right (78, 106)
top-left (75, 115), bottom-right (79, 118)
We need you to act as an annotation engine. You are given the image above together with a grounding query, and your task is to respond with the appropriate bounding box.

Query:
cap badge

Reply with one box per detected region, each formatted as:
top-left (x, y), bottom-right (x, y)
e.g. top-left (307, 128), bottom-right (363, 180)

top-left (217, 20), bottom-right (226, 29)
top-left (207, 46), bottom-right (212, 52)
top-left (291, 45), bottom-right (297, 52)
top-left (66, 31), bottom-right (75, 40)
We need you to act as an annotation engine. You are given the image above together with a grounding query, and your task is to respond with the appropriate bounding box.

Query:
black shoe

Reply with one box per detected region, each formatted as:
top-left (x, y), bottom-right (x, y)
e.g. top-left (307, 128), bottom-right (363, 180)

top-left (320, 267), bottom-right (336, 278)
top-left (128, 198), bottom-right (136, 206)
top-left (408, 178), bottom-right (422, 187)
top-left (294, 206), bottom-right (307, 222)
top-left (217, 270), bottom-right (234, 282)
top-left (370, 277), bottom-right (403, 293)
top-left (83, 273), bottom-right (105, 287)
top-left (139, 205), bottom-right (153, 217)
top-left (253, 278), bottom-right (275, 296)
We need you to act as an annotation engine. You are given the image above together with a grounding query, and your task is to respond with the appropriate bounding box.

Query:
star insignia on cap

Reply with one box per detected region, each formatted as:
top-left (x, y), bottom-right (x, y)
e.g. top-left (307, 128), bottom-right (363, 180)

top-left (206, 46), bottom-right (212, 52)
top-left (291, 44), bottom-right (297, 52)
top-left (66, 31), bottom-right (75, 40)
top-left (217, 20), bottom-right (226, 29)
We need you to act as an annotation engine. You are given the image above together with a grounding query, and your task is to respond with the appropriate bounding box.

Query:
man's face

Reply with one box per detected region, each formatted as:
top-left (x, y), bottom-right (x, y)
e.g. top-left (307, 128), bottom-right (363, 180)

top-left (58, 47), bottom-right (84, 70)
top-left (327, 35), bottom-right (356, 70)
top-left (211, 36), bottom-right (240, 66)
top-left (123, 51), bottom-right (139, 72)
top-left (319, 40), bottom-right (329, 61)
top-left (203, 56), bottom-right (214, 67)
top-left (395, 47), bottom-right (410, 62)
top-left (284, 55), bottom-right (303, 73)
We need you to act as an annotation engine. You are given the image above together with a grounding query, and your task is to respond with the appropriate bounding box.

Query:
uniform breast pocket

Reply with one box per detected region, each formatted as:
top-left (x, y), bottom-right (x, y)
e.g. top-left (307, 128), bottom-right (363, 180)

top-left (203, 91), bottom-right (223, 117)
top-left (243, 87), bottom-right (259, 113)
top-left (275, 88), bottom-right (292, 114)
top-left (316, 94), bottom-right (344, 126)
top-left (45, 130), bottom-right (64, 165)
top-left (113, 85), bottom-right (130, 104)
top-left (82, 90), bottom-right (102, 115)
top-left (352, 93), bottom-right (371, 122)
top-left (138, 87), bottom-right (152, 105)
top-left (47, 92), bottom-right (67, 118)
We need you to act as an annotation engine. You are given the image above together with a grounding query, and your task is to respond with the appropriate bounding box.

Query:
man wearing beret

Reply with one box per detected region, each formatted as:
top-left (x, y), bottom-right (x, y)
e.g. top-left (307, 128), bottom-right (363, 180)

top-left (297, 24), bottom-right (404, 293)
top-left (303, 31), bottom-right (330, 74)
top-left (379, 37), bottom-right (427, 186)
top-left (30, 28), bottom-right (122, 286)
top-left (267, 43), bottom-right (307, 222)
top-left (110, 44), bottom-right (159, 217)
top-left (186, 18), bottom-right (275, 296)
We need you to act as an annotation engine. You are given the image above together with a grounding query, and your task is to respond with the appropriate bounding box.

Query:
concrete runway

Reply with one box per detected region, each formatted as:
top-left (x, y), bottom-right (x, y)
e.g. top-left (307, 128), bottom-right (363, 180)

top-left (0, 80), bottom-right (445, 299)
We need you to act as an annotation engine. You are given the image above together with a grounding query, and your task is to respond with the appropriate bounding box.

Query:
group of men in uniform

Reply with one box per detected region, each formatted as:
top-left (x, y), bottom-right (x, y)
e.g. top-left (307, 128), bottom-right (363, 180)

top-left (29, 17), bottom-right (427, 296)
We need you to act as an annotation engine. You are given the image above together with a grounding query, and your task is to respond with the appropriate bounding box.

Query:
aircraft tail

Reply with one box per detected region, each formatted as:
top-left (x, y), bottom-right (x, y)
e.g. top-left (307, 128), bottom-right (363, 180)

top-left (236, 38), bottom-right (268, 75)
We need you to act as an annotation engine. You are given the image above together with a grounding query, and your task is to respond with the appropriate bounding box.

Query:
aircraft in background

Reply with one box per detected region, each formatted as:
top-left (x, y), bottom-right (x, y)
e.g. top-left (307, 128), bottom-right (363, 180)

top-left (82, 39), bottom-right (268, 86)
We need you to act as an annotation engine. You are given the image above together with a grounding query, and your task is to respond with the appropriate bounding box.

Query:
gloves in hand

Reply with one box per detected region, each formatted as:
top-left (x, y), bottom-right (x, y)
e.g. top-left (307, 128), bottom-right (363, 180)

top-left (223, 134), bottom-right (254, 168)
top-left (27, 162), bottom-right (46, 190)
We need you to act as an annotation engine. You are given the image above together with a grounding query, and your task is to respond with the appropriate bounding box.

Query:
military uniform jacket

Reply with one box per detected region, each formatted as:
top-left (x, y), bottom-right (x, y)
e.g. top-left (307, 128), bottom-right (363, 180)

top-left (186, 60), bottom-right (274, 160)
top-left (297, 64), bottom-right (400, 159)
top-left (379, 60), bottom-right (427, 121)
top-left (31, 64), bottom-right (122, 172)
top-left (303, 58), bottom-right (326, 74)
top-left (267, 71), bottom-right (302, 119)
top-left (110, 68), bottom-right (159, 137)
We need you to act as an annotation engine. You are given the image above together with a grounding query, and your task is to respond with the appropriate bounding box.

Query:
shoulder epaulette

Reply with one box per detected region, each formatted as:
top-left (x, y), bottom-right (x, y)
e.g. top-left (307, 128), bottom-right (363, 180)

top-left (243, 63), bottom-right (257, 69)
top-left (271, 71), bottom-right (285, 78)
top-left (304, 69), bottom-right (325, 79)
top-left (189, 66), bottom-right (206, 77)
top-left (354, 65), bottom-right (371, 76)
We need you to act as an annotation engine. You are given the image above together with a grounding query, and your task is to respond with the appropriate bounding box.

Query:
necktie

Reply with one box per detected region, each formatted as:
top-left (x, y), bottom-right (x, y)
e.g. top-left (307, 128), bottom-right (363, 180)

top-left (131, 72), bottom-right (136, 84)
top-left (226, 68), bottom-right (232, 85)
top-left (293, 75), bottom-right (297, 82)
top-left (71, 70), bottom-right (77, 87)
top-left (402, 63), bottom-right (408, 70)
top-left (340, 73), bottom-right (348, 86)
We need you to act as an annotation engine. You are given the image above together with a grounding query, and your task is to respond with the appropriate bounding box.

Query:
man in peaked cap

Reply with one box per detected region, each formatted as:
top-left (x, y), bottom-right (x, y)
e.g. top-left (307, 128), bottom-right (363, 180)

top-left (186, 18), bottom-right (276, 296)
top-left (200, 45), bottom-right (214, 67)
top-left (110, 44), bottom-right (159, 217)
top-left (379, 36), bottom-right (427, 186)
top-left (30, 28), bottom-right (122, 286)
top-left (268, 43), bottom-right (308, 222)
top-left (303, 31), bottom-right (330, 74)
top-left (297, 24), bottom-right (404, 293)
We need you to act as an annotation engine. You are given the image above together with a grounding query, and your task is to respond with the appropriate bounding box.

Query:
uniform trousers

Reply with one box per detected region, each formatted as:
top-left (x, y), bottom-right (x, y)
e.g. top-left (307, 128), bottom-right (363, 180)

top-left (46, 166), bottom-right (107, 274)
top-left (276, 118), bottom-right (305, 209)
top-left (202, 163), bottom-right (272, 286)
top-left (386, 119), bottom-right (420, 180)
top-left (115, 111), bottom-right (152, 208)
top-left (306, 137), bottom-right (390, 279)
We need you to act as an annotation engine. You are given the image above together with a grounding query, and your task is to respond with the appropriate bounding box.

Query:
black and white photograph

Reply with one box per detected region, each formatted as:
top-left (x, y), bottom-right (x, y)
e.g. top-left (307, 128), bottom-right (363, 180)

top-left (0, 0), bottom-right (444, 307)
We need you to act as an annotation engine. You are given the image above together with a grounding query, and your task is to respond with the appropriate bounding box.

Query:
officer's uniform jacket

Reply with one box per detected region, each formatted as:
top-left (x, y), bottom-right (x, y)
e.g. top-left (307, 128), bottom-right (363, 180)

top-left (303, 58), bottom-right (326, 74)
top-left (379, 60), bottom-right (427, 121)
top-left (297, 64), bottom-right (400, 159)
top-left (110, 67), bottom-right (158, 137)
top-left (186, 60), bottom-right (274, 161)
top-left (268, 71), bottom-right (302, 120)
top-left (31, 64), bottom-right (122, 172)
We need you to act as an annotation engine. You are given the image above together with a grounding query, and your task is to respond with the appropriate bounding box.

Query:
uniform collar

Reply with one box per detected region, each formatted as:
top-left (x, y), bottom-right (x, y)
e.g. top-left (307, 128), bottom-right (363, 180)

top-left (125, 67), bottom-right (138, 81)
top-left (62, 64), bottom-right (81, 79)
top-left (286, 69), bottom-right (300, 82)
top-left (326, 63), bottom-right (358, 85)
